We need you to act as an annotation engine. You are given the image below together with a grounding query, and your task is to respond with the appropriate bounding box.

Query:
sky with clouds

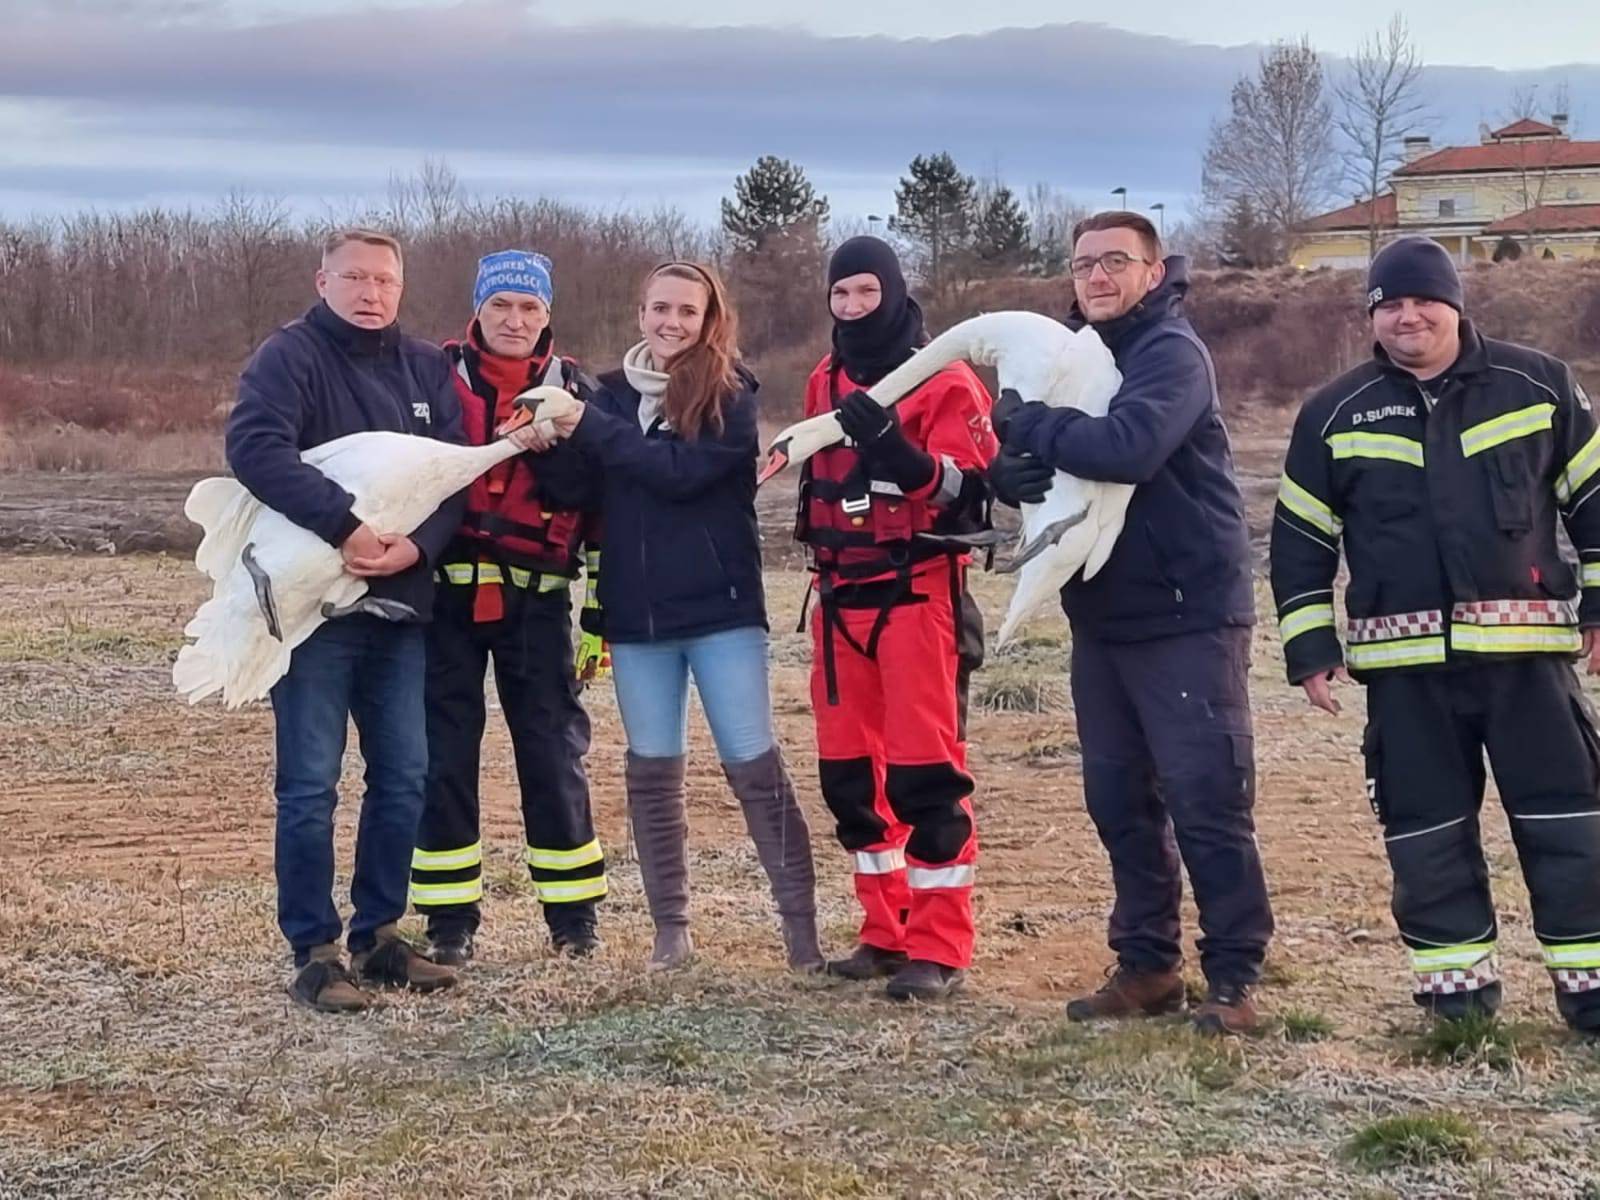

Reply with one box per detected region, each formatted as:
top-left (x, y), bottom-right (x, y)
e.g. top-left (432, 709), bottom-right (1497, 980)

top-left (2, 1), bottom-right (1597, 224)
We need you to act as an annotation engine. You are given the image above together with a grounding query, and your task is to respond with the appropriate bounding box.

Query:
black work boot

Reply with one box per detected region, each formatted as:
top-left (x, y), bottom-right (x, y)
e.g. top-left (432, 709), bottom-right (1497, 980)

top-left (1553, 983), bottom-right (1600, 1036)
top-left (545, 900), bottom-right (602, 957)
top-left (427, 929), bottom-right (475, 968)
top-left (1066, 963), bottom-right (1187, 1022)
top-left (288, 944), bottom-right (369, 1014)
top-left (886, 959), bottom-right (967, 1001)
top-left (826, 943), bottom-right (909, 981)
top-left (1417, 981), bottom-right (1502, 1023)
top-left (353, 925), bottom-right (458, 993)
top-left (1192, 981), bottom-right (1260, 1037)
top-left (627, 752), bottom-right (693, 971)
top-left (722, 747), bottom-right (825, 972)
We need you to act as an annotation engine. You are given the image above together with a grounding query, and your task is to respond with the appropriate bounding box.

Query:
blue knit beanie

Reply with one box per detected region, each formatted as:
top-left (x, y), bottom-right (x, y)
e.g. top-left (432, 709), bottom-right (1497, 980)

top-left (1366, 237), bottom-right (1463, 313)
top-left (473, 250), bottom-right (553, 312)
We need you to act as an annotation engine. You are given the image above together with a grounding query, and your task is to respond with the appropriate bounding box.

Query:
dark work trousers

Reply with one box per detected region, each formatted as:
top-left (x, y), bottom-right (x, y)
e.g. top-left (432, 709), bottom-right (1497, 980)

top-left (1069, 624), bottom-right (1273, 985)
top-left (1364, 657), bottom-right (1600, 1008)
top-left (412, 580), bottom-right (603, 939)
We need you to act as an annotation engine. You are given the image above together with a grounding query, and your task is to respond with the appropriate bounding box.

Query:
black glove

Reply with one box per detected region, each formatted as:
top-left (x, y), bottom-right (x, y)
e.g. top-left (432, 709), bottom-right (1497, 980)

top-left (991, 387), bottom-right (1025, 441)
top-left (835, 389), bottom-right (934, 491)
top-left (988, 447), bottom-right (1055, 507)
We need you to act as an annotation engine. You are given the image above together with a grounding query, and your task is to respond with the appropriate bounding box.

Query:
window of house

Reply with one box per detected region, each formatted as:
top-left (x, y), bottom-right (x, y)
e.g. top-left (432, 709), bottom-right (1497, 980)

top-left (1438, 198), bottom-right (1457, 218)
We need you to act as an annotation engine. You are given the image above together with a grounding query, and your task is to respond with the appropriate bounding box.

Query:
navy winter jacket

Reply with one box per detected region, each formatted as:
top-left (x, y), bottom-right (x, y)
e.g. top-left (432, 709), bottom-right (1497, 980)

top-left (225, 301), bottom-right (466, 622)
top-left (568, 369), bottom-right (767, 644)
top-left (1005, 258), bottom-right (1254, 641)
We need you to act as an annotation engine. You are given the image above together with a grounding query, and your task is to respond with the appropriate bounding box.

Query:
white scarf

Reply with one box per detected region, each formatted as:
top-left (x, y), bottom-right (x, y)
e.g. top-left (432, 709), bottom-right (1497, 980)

top-left (623, 341), bottom-right (671, 433)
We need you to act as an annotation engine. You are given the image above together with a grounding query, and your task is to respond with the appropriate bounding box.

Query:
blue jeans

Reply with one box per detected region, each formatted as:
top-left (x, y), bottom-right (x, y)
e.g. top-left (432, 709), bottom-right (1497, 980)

top-left (269, 616), bottom-right (428, 965)
top-left (609, 625), bottom-right (775, 763)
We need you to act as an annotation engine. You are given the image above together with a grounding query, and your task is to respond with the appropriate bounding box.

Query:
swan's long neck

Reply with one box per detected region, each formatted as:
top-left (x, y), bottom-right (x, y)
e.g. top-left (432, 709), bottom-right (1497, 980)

top-left (864, 326), bottom-right (981, 407)
top-left (430, 438), bottom-right (527, 494)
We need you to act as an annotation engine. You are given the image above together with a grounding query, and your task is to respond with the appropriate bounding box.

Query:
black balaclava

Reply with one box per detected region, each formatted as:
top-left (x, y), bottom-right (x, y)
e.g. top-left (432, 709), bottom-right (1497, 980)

top-left (827, 236), bottom-right (926, 387)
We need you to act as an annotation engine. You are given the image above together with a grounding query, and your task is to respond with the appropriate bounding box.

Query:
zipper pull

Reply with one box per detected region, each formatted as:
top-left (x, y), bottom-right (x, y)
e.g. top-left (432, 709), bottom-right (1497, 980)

top-left (1175, 587), bottom-right (1184, 603)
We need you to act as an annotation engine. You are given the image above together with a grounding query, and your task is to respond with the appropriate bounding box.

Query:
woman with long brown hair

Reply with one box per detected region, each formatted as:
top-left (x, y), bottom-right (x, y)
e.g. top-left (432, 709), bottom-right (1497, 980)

top-left (545, 261), bottom-right (822, 974)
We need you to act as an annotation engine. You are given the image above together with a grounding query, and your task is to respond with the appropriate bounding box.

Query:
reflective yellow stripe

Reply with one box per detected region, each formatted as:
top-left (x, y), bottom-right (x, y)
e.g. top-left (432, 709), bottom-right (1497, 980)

top-left (1557, 427), bottom-right (1600, 503)
top-left (441, 562), bottom-right (566, 591)
top-left (525, 839), bottom-right (605, 871)
top-left (538, 573), bottom-right (569, 593)
top-left (411, 841), bottom-right (483, 871)
top-left (1450, 624), bottom-right (1582, 654)
top-left (441, 563), bottom-right (476, 584)
top-left (1584, 563), bottom-right (1600, 588)
top-left (1411, 942), bottom-right (1496, 971)
top-left (534, 876), bottom-right (609, 903)
top-left (410, 879), bottom-right (484, 905)
top-left (1327, 431), bottom-right (1424, 467)
top-left (1542, 941), bottom-right (1600, 969)
top-left (1460, 402), bottom-right (1554, 457)
top-left (1278, 603), bottom-right (1336, 646)
top-left (1346, 636), bottom-right (1447, 670)
top-left (1277, 475), bottom-right (1341, 537)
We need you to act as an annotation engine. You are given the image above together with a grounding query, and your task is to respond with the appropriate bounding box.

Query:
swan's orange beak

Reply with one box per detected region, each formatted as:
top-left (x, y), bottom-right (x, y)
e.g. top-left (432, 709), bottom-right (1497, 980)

top-left (756, 439), bottom-right (791, 486)
top-left (495, 402), bottom-right (536, 437)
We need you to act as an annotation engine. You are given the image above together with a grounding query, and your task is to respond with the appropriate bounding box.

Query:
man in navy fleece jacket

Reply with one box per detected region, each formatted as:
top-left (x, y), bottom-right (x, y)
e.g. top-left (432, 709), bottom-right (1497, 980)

top-left (989, 211), bottom-right (1271, 1036)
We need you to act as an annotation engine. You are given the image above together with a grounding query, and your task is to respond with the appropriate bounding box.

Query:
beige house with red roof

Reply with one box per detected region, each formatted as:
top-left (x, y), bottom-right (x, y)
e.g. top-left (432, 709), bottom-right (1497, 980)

top-left (1293, 117), bottom-right (1600, 268)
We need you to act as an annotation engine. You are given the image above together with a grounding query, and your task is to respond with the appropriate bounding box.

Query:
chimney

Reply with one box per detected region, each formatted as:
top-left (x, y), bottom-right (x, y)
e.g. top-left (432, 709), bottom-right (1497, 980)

top-left (1403, 135), bottom-right (1433, 163)
top-left (1553, 112), bottom-right (1570, 136)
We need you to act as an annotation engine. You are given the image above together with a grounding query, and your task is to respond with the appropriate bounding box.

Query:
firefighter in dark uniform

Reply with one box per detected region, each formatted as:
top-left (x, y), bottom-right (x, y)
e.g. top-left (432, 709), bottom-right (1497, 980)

top-left (798, 237), bottom-right (997, 1001)
top-left (410, 251), bottom-right (608, 963)
top-left (1271, 237), bottom-right (1600, 1032)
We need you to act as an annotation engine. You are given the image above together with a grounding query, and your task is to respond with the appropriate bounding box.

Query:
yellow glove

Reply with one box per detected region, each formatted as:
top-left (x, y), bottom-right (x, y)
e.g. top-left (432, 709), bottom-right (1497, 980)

top-left (575, 630), bottom-right (611, 684)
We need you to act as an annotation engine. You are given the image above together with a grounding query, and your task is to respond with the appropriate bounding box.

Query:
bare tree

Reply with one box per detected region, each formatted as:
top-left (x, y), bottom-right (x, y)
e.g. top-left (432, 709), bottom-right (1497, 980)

top-left (215, 190), bottom-right (295, 354)
top-left (1335, 15), bottom-right (1429, 259)
top-left (1202, 38), bottom-right (1339, 263)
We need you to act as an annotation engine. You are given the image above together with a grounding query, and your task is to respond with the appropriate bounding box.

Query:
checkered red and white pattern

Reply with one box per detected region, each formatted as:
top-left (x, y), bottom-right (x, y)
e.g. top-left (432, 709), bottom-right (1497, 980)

top-left (1415, 960), bottom-right (1499, 995)
top-left (1554, 968), bottom-right (1600, 994)
top-left (1348, 609), bottom-right (1445, 645)
top-left (1451, 599), bottom-right (1577, 627)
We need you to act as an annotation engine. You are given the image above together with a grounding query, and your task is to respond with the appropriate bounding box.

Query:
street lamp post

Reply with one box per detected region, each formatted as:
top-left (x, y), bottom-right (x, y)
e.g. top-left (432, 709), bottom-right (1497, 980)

top-left (1151, 202), bottom-right (1166, 238)
top-left (1111, 186), bottom-right (1127, 210)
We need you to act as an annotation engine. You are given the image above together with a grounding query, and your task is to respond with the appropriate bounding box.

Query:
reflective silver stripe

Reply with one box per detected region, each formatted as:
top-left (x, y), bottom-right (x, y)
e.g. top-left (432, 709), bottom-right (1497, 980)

top-left (1277, 475), bottom-right (1341, 537)
top-left (1511, 810), bottom-right (1600, 821)
top-left (1346, 637), bottom-right (1447, 669)
top-left (1278, 603), bottom-right (1335, 646)
top-left (932, 457), bottom-right (964, 507)
top-left (1384, 815), bottom-right (1467, 844)
top-left (412, 841), bottom-right (483, 871)
top-left (853, 848), bottom-right (906, 875)
top-left (1327, 431), bottom-right (1424, 467)
top-left (1584, 563), bottom-right (1600, 588)
top-left (1346, 609), bottom-right (1444, 644)
top-left (1451, 625), bottom-right (1582, 654)
top-left (1459, 402), bottom-right (1554, 457)
top-left (907, 864), bottom-right (975, 889)
top-left (868, 480), bottom-right (906, 497)
top-left (410, 879), bottom-right (484, 905)
top-left (1557, 426), bottom-right (1600, 503)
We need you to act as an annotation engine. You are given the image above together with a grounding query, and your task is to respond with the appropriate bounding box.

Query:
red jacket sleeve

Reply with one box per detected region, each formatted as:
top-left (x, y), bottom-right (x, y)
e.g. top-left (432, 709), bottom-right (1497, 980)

top-left (897, 364), bottom-right (998, 504)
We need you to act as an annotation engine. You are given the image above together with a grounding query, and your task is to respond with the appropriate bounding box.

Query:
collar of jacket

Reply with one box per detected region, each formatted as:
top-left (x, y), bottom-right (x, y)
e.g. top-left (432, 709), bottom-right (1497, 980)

top-left (307, 299), bottom-right (400, 357)
top-left (1063, 255), bottom-right (1190, 353)
top-left (1372, 317), bottom-right (1487, 384)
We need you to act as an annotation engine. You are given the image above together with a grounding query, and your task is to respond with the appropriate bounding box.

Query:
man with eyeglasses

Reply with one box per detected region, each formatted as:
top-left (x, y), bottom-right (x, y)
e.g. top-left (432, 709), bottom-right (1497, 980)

top-left (227, 227), bottom-right (464, 1012)
top-left (988, 211), bottom-right (1269, 1035)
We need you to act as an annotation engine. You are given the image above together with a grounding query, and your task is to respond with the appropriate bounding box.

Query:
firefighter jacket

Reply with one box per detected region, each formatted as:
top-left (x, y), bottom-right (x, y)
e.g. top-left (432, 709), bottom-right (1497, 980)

top-left (1270, 320), bottom-right (1600, 684)
top-left (795, 355), bottom-right (998, 584)
top-left (440, 334), bottom-right (600, 580)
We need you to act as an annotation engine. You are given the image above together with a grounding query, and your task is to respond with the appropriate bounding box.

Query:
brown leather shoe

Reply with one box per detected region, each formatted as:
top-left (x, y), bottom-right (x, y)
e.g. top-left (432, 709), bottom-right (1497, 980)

top-left (1065, 964), bottom-right (1186, 1022)
top-left (1192, 982), bottom-right (1259, 1036)
top-left (353, 927), bottom-right (458, 993)
top-left (826, 943), bottom-right (909, 981)
top-left (288, 946), bottom-right (369, 1013)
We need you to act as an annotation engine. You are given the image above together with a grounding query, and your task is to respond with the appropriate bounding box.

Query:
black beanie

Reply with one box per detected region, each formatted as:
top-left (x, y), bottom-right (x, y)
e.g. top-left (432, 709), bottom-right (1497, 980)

top-left (1366, 236), bottom-right (1464, 313)
top-left (827, 235), bottom-right (926, 386)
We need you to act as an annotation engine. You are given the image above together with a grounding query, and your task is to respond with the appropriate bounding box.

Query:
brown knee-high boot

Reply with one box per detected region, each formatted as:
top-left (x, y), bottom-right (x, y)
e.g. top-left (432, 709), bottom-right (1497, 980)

top-left (723, 746), bottom-right (825, 972)
top-left (626, 751), bottom-right (693, 971)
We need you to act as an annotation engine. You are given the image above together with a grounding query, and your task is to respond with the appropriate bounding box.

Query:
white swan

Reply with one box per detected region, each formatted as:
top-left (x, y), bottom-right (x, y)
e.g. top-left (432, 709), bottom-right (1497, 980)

top-left (757, 311), bottom-right (1131, 646)
top-left (173, 386), bottom-right (575, 708)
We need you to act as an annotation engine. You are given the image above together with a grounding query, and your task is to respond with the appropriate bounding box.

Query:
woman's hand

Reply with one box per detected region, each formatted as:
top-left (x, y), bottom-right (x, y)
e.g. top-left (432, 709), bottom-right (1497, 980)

top-left (502, 421), bottom-right (557, 452)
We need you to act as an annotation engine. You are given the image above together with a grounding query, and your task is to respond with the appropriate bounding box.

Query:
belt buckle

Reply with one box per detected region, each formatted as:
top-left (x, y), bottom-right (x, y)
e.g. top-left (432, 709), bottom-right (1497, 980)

top-left (840, 494), bottom-right (871, 515)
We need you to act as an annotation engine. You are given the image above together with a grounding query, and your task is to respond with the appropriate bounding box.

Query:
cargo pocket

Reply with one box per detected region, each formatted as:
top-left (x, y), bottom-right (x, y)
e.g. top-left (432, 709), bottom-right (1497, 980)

top-left (1487, 452), bottom-right (1533, 536)
top-left (955, 586), bottom-right (985, 743)
top-left (1569, 693), bottom-right (1600, 789)
top-left (1361, 721), bottom-right (1386, 824)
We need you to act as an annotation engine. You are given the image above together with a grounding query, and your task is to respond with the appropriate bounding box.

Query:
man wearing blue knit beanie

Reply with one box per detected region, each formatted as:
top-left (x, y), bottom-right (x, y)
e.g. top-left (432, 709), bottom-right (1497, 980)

top-left (1271, 235), bottom-right (1600, 1036)
top-left (411, 247), bottom-right (611, 965)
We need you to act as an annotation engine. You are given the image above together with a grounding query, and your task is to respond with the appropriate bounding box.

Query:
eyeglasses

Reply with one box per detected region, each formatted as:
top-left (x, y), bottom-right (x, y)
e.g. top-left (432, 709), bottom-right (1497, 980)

top-left (1068, 251), bottom-right (1149, 280)
top-left (324, 270), bottom-right (404, 292)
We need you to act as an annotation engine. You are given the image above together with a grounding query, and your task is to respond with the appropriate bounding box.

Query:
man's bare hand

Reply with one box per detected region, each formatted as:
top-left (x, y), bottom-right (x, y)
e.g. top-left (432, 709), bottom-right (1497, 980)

top-left (340, 522), bottom-right (387, 571)
top-left (1300, 666), bottom-right (1352, 715)
top-left (345, 531), bottom-right (420, 577)
top-left (548, 400), bottom-right (585, 437)
top-left (1583, 628), bottom-right (1600, 675)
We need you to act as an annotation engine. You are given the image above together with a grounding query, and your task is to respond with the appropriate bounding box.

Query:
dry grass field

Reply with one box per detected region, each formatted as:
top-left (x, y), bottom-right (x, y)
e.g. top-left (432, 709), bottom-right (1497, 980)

top-left (3, 421), bottom-right (1600, 1198)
